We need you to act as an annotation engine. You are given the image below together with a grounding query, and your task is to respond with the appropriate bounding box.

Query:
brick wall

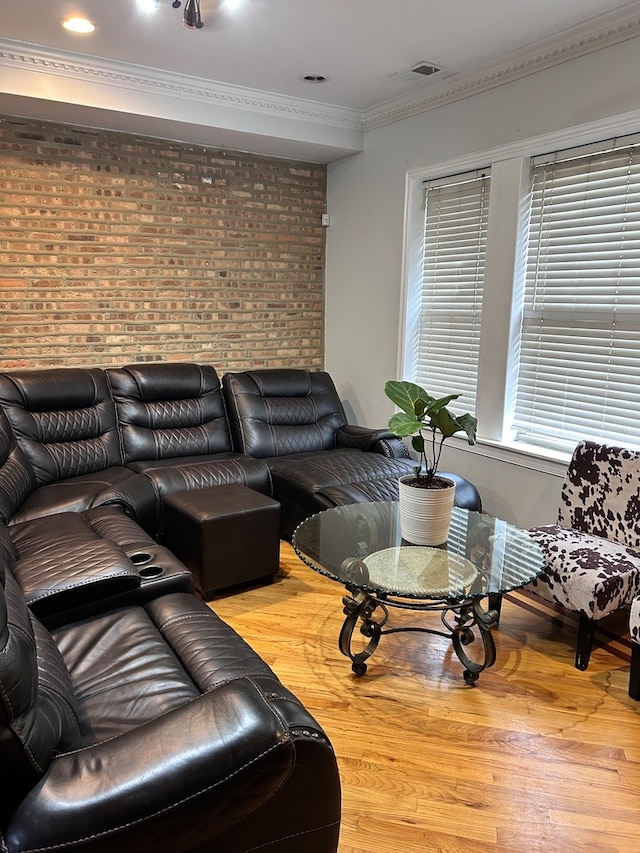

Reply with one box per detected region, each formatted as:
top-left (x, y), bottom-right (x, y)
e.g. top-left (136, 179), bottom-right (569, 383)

top-left (0, 115), bottom-right (326, 372)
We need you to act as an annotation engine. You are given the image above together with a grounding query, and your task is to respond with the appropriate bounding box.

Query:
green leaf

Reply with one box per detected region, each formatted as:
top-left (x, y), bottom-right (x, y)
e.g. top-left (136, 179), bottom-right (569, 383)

top-left (384, 380), bottom-right (434, 417)
top-left (424, 394), bottom-right (460, 415)
top-left (454, 412), bottom-right (478, 445)
top-left (429, 407), bottom-right (461, 438)
top-left (411, 434), bottom-right (425, 454)
top-left (388, 411), bottom-right (423, 437)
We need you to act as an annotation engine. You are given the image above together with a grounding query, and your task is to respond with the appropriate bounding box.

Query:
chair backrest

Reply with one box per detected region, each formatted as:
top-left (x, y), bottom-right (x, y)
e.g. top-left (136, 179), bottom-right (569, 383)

top-left (0, 522), bottom-right (81, 826)
top-left (0, 368), bottom-right (123, 486)
top-left (558, 440), bottom-right (640, 549)
top-left (0, 406), bottom-right (36, 525)
top-left (222, 369), bottom-right (347, 458)
top-left (106, 362), bottom-right (233, 461)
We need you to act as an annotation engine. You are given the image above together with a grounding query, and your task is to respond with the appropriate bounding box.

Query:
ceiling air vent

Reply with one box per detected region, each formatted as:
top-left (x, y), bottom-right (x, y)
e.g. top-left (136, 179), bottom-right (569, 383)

top-left (409, 61), bottom-right (442, 77)
top-left (388, 60), bottom-right (448, 85)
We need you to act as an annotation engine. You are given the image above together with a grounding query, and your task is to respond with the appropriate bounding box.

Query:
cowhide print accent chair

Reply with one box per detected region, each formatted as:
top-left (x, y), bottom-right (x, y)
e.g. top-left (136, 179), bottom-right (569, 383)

top-left (629, 597), bottom-right (640, 699)
top-left (526, 440), bottom-right (640, 671)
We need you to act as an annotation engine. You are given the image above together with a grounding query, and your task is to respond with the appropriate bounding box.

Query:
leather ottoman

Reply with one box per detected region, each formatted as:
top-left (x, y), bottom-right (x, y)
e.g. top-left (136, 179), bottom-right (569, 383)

top-left (163, 484), bottom-right (281, 598)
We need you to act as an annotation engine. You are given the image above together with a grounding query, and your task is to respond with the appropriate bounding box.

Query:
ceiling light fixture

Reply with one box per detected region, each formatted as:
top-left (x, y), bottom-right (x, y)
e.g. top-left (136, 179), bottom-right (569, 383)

top-left (62, 16), bottom-right (96, 34)
top-left (172, 0), bottom-right (204, 29)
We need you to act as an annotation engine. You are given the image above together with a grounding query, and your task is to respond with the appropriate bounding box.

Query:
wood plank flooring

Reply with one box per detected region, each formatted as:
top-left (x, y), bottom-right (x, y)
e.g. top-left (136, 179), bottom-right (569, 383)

top-left (210, 543), bottom-right (640, 853)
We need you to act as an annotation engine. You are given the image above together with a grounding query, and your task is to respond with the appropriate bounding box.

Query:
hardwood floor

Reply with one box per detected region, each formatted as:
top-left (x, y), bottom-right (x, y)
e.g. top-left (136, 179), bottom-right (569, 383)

top-left (211, 543), bottom-right (640, 853)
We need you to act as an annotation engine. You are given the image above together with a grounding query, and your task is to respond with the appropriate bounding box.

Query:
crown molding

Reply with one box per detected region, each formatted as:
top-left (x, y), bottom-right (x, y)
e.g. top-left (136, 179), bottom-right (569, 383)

top-left (363, 5), bottom-right (640, 131)
top-left (0, 38), bottom-right (364, 132)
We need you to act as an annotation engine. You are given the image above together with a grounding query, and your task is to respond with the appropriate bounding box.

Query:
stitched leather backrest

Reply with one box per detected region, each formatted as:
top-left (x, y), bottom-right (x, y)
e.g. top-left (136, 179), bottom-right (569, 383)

top-left (0, 406), bottom-right (36, 525)
top-left (0, 368), bottom-right (123, 486)
top-left (558, 440), bottom-right (640, 548)
top-left (106, 363), bottom-right (233, 461)
top-left (0, 523), bottom-right (81, 825)
top-left (222, 369), bottom-right (347, 457)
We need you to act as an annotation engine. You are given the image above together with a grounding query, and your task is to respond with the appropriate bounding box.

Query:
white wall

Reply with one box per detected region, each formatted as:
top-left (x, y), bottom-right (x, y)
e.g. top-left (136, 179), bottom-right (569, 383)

top-left (325, 37), bottom-right (640, 527)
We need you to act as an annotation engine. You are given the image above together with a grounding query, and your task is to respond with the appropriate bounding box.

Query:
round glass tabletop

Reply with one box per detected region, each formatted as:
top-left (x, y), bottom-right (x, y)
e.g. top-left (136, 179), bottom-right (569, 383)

top-left (293, 501), bottom-right (544, 602)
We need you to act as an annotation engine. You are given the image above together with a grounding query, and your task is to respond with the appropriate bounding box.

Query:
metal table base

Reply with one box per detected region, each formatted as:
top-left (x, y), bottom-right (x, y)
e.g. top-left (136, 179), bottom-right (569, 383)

top-left (339, 587), bottom-right (499, 684)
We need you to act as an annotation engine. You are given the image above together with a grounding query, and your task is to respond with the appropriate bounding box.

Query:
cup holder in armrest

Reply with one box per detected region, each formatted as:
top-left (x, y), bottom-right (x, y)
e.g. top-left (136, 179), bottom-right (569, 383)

top-left (139, 565), bottom-right (164, 579)
top-left (130, 552), bottom-right (153, 566)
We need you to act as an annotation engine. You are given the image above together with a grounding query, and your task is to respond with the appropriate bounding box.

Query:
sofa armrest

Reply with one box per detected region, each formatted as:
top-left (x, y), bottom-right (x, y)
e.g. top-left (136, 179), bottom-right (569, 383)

top-left (336, 424), bottom-right (408, 457)
top-left (12, 540), bottom-right (141, 621)
top-left (97, 471), bottom-right (158, 533)
top-left (5, 679), bottom-right (305, 852)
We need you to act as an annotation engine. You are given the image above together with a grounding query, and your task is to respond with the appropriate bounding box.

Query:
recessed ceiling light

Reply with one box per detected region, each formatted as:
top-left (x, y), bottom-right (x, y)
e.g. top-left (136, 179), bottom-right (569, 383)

top-left (62, 16), bottom-right (96, 34)
top-left (301, 75), bottom-right (329, 84)
top-left (136, 0), bottom-right (159, 13)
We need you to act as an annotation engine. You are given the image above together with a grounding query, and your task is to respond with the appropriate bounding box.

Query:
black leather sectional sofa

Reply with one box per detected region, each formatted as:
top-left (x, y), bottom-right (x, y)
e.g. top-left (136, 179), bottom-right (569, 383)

top-left (0, 361), bottom-right (481, 851)
top-left (0, 362), bottom-right (476, 853)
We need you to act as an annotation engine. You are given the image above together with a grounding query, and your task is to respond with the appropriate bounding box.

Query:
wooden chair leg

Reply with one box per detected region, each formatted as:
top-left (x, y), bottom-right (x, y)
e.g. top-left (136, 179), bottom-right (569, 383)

top-left (629, 644), bottom-right (640, 700)
top-left (575, 614), bottom-right (598, 671)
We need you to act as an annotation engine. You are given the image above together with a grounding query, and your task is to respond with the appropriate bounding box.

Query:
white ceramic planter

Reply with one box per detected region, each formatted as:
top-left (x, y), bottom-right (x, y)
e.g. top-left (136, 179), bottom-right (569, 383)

top-left (398, 474), bottom-right (456, 546)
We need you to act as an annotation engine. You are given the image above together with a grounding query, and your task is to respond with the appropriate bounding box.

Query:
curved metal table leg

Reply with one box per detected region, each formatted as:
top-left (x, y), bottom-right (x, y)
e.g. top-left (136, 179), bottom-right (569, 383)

top-left (339, 590), bottom-right (389, 676)
top-left (449, 599), bottom-right (499, 684)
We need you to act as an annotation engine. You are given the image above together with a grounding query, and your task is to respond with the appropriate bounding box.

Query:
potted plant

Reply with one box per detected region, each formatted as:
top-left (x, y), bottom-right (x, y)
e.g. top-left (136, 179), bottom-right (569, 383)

top-left (384, 380), bottom-right (478, 545)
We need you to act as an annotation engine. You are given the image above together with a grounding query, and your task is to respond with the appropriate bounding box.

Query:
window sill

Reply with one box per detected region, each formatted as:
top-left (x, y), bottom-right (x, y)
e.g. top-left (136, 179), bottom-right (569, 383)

top-left (445, 434), bottom-right (569, 478)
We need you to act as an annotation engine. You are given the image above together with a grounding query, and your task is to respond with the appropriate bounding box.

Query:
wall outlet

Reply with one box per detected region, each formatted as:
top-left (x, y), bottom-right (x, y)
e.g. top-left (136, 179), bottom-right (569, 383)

top-left (321, 213), bottom-right (330, 226)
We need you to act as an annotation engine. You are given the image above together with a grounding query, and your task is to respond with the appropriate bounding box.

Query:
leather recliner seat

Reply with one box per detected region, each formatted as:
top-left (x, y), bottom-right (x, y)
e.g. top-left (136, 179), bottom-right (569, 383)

top-left (0, 403), bottom-right (194, 619)
top-left (0, 368), bottom-right (157, 530)
top-left (0, 522), bottom-right (341, 853)
top-left (106, 362), bottom-right (272, 535)
top-left (222, 368), bottom-right (481, 538)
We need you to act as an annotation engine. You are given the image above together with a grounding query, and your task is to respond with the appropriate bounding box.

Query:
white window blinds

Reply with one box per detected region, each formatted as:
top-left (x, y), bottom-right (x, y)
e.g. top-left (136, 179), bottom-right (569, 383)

top-left (416, 169), bottom-right (490, 414)
top-left (512, 137), bottom-right (640, 453)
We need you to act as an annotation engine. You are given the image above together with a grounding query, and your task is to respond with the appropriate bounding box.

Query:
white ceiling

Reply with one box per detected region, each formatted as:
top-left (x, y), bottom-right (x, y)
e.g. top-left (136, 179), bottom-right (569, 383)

top-left (1, 0), bottom-right (640, 161)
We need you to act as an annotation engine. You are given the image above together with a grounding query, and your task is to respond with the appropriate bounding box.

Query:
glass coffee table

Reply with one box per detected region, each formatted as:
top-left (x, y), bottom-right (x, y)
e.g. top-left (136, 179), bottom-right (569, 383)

top-left (292, 501), bottom-right (544, 684)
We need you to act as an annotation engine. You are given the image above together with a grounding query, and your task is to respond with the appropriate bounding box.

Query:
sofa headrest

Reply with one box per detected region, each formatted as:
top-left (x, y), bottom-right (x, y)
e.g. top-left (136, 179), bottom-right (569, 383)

top-left (108, 362), bottom-right (221, 402)
top-left (0, 368), bottom-right (105, 412)
top-left (222, 369), bottom-right (347, 458)
top-left (0, 368), bottom-right (123, 486)
top-left (107, 363), bottom-right (233, 461)
top-left (244, 369), bottom-right (313, 398)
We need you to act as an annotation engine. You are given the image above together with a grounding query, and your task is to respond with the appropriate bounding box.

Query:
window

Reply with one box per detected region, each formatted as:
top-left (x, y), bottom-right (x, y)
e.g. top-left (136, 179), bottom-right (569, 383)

top-left (511, 138), bottom-right (640, 453)
top-left (405, 124), bottom-right (640, 459)
top-left (415, 169), bottom-right (490, 414)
